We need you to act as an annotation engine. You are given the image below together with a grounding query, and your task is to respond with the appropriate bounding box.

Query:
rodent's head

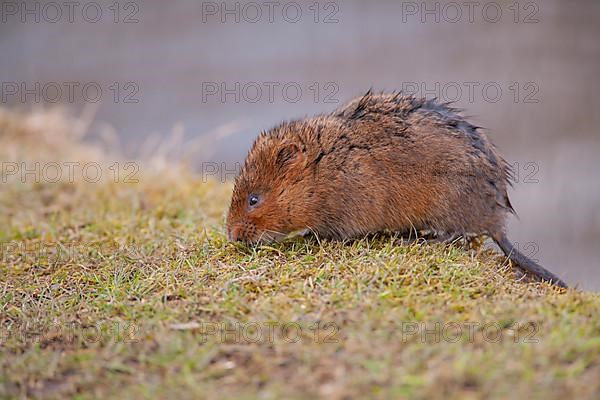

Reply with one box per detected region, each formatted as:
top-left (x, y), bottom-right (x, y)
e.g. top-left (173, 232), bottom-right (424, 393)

top-left (226, 123), bottom-right (317, 244)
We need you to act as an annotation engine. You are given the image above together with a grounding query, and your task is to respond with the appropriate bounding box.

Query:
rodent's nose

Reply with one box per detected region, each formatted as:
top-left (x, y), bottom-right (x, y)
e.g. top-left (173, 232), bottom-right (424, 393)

top-left (227, 225), bottom-right (240, 242)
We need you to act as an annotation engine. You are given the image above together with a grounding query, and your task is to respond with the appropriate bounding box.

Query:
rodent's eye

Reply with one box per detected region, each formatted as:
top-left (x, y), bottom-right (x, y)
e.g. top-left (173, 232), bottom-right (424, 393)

top-left (248, 194), bottom-right (259, 207)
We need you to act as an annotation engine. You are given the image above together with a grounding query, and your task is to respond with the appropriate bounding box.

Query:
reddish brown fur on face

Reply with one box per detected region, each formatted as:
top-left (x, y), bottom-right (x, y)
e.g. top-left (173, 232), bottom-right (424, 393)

top-left (226, 126), bottom-right (322, 243)
top-left (227, 91), bottom-right (515, 244)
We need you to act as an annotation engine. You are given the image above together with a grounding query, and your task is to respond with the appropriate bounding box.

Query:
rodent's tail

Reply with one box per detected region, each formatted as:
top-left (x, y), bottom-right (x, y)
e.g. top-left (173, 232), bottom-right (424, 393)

top-left (493, 234), bottom-right (567, 288)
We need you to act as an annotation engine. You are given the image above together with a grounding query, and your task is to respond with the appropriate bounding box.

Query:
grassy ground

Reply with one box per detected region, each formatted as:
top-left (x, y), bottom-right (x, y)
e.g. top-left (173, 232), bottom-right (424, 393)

top-left (1, 108), bottom-right (599, 399)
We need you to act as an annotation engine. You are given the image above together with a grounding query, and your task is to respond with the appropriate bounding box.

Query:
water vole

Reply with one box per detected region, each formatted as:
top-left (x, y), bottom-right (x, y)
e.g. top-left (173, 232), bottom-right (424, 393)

top-left (226, 91), bottom-right (567, 287)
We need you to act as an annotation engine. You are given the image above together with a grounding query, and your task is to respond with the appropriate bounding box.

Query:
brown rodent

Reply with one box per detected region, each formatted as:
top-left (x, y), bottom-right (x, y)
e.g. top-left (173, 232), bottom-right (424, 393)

top-left (226, 91), bottom-right (567, 288)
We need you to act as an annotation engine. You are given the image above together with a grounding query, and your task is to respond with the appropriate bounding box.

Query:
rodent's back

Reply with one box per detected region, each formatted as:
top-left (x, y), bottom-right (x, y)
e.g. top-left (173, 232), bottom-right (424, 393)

top-left (304, 92), bottom-right (514, 239)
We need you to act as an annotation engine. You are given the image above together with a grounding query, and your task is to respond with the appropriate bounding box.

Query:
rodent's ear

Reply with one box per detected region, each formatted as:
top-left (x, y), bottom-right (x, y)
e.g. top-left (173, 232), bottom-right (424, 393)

top-left (276, 141), bottom-right (304, 167)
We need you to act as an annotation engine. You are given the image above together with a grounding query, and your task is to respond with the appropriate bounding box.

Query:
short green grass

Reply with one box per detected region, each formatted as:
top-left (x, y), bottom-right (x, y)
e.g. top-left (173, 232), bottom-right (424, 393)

top-left (1, 108), bottom-right (599, 399)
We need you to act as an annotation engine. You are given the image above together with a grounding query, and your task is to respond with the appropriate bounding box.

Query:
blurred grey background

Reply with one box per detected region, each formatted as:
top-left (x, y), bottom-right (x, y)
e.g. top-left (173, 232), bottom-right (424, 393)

top-left (1, 0), bottom-right (599, 289)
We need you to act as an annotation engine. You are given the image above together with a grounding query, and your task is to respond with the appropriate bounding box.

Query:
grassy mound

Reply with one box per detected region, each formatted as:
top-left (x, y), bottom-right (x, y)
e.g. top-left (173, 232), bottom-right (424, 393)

top-left (1, 108), bottom-right (599, 399)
